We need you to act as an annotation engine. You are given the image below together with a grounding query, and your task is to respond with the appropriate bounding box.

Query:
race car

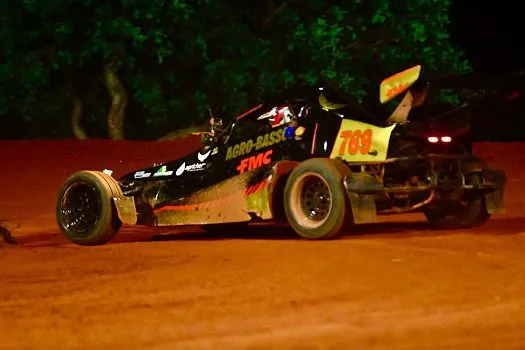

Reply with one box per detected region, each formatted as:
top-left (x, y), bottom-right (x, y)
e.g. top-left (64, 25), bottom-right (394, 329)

top-left (56, 65), bottom-right (507, 245)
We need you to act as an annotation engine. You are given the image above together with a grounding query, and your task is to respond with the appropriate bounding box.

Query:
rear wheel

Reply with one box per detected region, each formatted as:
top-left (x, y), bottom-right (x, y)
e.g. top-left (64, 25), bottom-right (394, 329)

top-left (424, 162), bottom-right (491, 229)
top-left (56, 171), bottom-right (122, 245)
top-left (284, 158), bottom-right (353, 239)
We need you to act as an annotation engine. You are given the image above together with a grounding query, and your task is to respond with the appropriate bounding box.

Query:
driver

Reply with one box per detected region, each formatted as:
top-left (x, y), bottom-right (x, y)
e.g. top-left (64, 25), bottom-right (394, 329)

top-left (257, 104), bottom-right (294, 128)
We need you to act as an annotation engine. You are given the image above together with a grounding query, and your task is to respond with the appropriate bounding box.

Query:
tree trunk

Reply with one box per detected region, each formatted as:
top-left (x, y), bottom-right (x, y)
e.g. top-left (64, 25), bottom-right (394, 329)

top-left (71, 94), bottom-right (88, 139)
top-left (104, 61), bottom-right (127, 140)
top-left (262, 1), bottom-right (288, 29)
top-left (156, 122), bottom-right (209, 141)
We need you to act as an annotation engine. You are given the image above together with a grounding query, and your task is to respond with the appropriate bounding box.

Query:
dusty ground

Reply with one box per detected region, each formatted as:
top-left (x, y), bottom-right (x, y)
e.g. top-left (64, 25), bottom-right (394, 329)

top-left (1, 139), bottom-right (525, 349)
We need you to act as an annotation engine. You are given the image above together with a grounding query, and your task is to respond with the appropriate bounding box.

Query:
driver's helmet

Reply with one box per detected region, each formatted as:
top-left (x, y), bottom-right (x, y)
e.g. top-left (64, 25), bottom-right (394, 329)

top-left (256, 104), bottom-right (294, 128)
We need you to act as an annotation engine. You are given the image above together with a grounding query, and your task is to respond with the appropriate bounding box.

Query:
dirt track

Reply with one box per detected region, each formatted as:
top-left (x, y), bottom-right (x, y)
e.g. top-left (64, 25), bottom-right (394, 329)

top-left (1, 139), bottom-right (525, 349)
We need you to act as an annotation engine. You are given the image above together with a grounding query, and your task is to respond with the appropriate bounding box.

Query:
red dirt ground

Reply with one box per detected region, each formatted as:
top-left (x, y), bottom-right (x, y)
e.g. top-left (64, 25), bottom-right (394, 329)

top-left (1, 139), bottom-right (525, 349)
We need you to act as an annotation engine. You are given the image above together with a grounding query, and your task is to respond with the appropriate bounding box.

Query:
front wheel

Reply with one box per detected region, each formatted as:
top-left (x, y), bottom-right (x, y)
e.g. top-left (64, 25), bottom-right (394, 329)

top-left (56, 171), bottom-right (122, 245)
top-left (284, 158), bottom-right (353, 239)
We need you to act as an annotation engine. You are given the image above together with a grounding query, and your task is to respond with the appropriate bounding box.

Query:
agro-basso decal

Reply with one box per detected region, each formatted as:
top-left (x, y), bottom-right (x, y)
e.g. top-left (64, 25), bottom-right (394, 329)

top-left (236, 150), bottom-right (273, 174)
top-left (225, 127), bottom-right (286, 161)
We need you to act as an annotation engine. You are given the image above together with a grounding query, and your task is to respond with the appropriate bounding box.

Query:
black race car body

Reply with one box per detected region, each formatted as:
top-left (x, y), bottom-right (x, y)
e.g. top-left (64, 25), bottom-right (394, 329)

top-left (56, 65), bottom-right (506, 245)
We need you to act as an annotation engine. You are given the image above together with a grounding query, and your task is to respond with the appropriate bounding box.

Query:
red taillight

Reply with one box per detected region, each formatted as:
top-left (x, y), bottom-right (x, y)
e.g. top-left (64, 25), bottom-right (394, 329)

top-left (504, 91), bottom-right (521, 101)
top-left (427, 136), bottom-right (452, 143)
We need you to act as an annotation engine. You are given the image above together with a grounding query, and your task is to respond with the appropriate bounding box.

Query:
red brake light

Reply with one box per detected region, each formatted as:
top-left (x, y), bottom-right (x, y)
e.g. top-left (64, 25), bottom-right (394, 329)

top-left (504, 91), bottom-right (521, 101)
top-left (427, 136), bottom-right (452, 143)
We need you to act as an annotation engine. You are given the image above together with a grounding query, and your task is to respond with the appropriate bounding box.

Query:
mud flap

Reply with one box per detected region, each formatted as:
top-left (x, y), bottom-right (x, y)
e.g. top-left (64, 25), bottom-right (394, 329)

top-left (343, 173), bottom-right (380, 224)
top-left (481, 168), bottom-right (506, 214)
top-left (113, 196), bottom-right (137, 225)
top-left (347, 192), bottom-right (377, 224)
top-left (485, 189), bottom-right (505, 214)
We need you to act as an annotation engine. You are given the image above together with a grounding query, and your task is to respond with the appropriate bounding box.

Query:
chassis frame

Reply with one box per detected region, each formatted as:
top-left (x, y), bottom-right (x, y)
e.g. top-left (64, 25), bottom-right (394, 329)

top-left (111, 153), bottom-right (506, 228)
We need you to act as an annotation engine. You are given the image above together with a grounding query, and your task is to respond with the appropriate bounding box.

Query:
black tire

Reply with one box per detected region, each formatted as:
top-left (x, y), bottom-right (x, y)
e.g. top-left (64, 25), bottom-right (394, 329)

top-left (284, 158), bottom-right (353, 239)
top-left (424, 161), bottom-right (491, 229)
top-left (56, 171), bottom-right (122, 246)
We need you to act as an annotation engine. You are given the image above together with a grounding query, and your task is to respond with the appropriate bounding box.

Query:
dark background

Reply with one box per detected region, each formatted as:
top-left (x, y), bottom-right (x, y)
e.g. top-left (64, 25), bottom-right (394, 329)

top-left (451, 0), bottom-right (523, 73)
top-left (450, 0), bottom-right (525, 141)
top-left (1, 0), bottom-right (524, 141)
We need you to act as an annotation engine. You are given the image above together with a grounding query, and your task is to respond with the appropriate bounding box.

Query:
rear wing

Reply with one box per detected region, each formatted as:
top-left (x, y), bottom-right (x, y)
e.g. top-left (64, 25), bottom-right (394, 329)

top-left (382, 65), bottom-right (525, 124)
top-left (380, 65), bottom-right (423, 124)
top-left (379, 65), bottom-right (422, 104)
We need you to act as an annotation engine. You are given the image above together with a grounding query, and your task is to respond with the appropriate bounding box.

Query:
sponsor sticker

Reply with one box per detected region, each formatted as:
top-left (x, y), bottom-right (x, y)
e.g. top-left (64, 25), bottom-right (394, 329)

top-left (236, 150), bottom-right (273, 174)
top-left (134, 171), bottom-right (151, 179)
top-left (186, 163), bottom-right (206, 172)
top-left (175, 162), bottom-right (207, 176)
top-left (225, 127), bottom-right (286, 161)
top-left (197, 149), bottom-right (211, 162)
top-left (175, 163), bottom-right (185, 176)
top-left (153, 166), bottom-right (174, 177)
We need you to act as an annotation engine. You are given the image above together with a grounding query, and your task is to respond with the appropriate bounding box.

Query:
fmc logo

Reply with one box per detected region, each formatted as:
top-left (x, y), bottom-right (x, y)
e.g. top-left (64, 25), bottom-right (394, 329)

top-left (236, 150), bottom-right (273, 174)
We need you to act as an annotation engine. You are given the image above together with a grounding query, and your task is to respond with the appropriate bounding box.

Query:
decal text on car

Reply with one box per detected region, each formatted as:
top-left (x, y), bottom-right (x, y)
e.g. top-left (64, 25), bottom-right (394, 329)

top-left (330, 119), bottom-right (396, 162)
top-left (225, 127), bottom-right (286, 161)
top-left (338, 129), bottom-right (373, 156)
top-left (236, 150), bottom-right (273, 174)
top-left (175, 162), bottom-right (206, 176)
top-left (134, 170), bottom-right (151, 178)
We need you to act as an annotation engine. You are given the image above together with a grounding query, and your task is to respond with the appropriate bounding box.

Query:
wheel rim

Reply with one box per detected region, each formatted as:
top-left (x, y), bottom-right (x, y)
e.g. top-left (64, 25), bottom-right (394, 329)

top-left (289, 172), bottom-right (333, 229)
top-left (60, 181), bottom-right (101, 237)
